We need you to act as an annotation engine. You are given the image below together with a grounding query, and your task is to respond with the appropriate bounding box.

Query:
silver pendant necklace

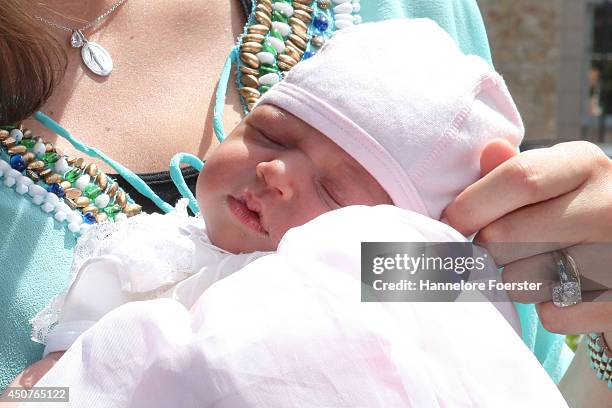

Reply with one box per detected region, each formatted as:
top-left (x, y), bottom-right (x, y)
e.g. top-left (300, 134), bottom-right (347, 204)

top-left (34, 0), bottom-right (128, 77)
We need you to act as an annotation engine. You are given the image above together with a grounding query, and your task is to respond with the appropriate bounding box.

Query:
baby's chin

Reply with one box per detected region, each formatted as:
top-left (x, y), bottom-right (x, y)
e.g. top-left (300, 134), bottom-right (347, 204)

top-left (205, 221), bottom-right (276, 254)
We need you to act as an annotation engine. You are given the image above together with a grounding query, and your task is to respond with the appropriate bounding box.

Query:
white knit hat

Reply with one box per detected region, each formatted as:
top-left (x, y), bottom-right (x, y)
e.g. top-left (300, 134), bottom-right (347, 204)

top-left (257, 18), bottom-right (524, 220)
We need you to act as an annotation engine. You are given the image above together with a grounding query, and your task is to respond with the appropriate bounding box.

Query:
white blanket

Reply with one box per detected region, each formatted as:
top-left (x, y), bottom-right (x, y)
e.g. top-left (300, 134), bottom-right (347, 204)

top-left (28, 205), bottom-right (567, 407)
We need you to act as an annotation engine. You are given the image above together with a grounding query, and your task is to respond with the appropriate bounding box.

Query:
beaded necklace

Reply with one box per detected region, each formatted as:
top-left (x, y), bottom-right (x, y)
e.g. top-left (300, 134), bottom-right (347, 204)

top-left (237, 0), bottom-right (361, 112)
top-left (0, 125), bottom-right (142, 236)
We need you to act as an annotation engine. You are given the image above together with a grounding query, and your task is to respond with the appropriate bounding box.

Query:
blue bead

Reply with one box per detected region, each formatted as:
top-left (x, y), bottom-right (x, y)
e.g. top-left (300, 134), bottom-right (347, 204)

top-left (83, 212), bottom-right (97, 224)
top-left (303, 51), bottom-right (315, 60)
top-left (313, 14), bottom-right (329, 31)
top-left (9, 154), bottom-right (26, 172)
top-left (47, 183), bottom-right (65, 198)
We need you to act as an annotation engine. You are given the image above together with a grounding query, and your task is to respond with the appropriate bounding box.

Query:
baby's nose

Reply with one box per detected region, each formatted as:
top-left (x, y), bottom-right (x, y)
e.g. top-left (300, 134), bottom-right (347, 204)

top-left (256, 160), bottom-right (295, 201)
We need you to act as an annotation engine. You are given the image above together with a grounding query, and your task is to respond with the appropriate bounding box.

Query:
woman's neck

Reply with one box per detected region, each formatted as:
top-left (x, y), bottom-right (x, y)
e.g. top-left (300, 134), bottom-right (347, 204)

top-left (29, 0), bottom-right (123, 27)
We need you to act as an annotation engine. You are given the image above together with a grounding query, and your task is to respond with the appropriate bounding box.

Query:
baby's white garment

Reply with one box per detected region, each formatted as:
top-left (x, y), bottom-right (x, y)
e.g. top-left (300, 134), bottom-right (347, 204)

top-left (27, 206), bottom-right (566, 408)
top-left (30, 200), bottom-right (269, 356)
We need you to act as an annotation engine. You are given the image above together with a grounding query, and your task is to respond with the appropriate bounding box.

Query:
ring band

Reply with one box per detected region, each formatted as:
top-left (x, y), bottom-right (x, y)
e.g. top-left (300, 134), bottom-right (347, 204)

top-left (551, 249), bottom-right (582, 308)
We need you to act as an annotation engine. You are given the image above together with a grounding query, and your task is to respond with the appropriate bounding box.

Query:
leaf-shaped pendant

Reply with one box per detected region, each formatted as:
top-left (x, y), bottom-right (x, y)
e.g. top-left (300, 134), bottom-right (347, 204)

top-left (81, 42), bottom-right (114, 76)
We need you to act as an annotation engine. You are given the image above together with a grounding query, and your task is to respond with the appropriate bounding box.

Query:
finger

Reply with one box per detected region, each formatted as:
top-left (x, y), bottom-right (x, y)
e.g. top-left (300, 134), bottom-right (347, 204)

top-left (443, 142), bottom-right (600, 236)
top-left (473, 183), bottom-right (597, 262)
top-left (536, 295), bottom-right (612, 334)
top-left (501, 244), bottom-right (612, 303)
top-left (479, 138), bottom-right (518, 177)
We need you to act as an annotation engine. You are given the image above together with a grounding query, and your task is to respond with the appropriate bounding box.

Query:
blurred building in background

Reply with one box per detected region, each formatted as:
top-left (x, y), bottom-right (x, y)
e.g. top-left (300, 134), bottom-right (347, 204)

top-left (478, 0), bottom-right (612, 151)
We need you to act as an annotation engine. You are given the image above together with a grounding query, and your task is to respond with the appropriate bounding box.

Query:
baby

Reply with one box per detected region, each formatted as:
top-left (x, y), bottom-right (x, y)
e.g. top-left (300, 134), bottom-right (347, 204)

top-left (25, 18), bottom-right (522, 383)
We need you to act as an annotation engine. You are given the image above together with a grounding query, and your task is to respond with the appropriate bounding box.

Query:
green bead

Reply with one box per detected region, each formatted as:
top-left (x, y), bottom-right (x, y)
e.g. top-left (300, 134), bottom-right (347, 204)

top-left (262, 41), bottom-right (278, 56)
top-left (103, 204), bottom-right (122, 219)
top-left (20, 139), bottom-right (35, 148)
top-left (41, 152), bottom-right (60, 164)
top-left (64, 168), bottom-right (80, 183)
top-left (272, 10), bottom-right (288, 23)
top-left (270, 28), bottom-right (284, 41)
top-left (259, 85), bottom-right (272, 94)
top-left (84, 184), bottom-right (103, 200)
top-left (259, 63), bottom-right (279, 75)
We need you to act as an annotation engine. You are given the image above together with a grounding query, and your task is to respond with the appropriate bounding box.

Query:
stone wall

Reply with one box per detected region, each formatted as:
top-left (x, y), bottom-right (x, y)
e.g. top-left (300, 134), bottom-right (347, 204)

top-left (478, 0), bottom-right (563, 142)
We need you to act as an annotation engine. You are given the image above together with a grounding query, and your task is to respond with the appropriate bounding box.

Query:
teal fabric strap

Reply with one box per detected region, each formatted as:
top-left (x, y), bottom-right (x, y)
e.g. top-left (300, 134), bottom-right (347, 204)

top-left (169, 153), bottom-right (204, 214)
top-left (33, 111), bottom-right (174, 213)
top-left (213, 45), bottom-right (240, 143)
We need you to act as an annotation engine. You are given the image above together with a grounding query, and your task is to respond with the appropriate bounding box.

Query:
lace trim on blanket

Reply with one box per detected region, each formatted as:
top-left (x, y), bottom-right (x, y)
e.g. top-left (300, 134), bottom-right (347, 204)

top-left (30, 199), bottom-right (198, 344)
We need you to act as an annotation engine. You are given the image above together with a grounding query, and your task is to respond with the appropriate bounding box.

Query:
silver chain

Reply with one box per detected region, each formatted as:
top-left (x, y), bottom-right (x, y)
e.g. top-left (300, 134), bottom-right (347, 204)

top-left (34, 0), bottom-right (128, 33)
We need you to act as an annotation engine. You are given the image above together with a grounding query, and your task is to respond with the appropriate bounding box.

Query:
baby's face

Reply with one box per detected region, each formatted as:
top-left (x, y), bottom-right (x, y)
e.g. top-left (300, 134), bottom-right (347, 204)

top-left (197, 104), bottom-right (392, 253)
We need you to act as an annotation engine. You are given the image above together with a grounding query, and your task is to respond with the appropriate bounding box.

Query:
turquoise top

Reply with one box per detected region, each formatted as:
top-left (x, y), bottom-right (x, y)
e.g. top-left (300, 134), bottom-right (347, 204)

top-left (0, 0), bottom-right (571, 391)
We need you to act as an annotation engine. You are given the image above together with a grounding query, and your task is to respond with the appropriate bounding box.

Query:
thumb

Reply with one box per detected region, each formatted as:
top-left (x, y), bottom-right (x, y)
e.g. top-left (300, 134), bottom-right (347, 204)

top-left (480, 138), bottom-right (519, 177)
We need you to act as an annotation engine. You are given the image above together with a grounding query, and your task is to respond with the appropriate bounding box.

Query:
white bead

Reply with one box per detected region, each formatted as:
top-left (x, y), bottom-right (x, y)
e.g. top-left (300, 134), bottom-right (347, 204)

top-left (67, 212), bottom-right (83, 225)
top-left (272, 21), bottom-right (291, 37)
top-left (32, 195), bottom-right (45, 206)
top-left (95, 193), bottom-right (110, 208)
top-left (256, 51), bottom-right (276, 65)
top-left (17, 175), bottom-right (33, 186)
top-left (0, 160), bottom-right (9, 171)
top-left (54, 157), bottom-right (70, 174)
top-left (352, 3), bottom-right (360, 12)
top-left (10, 129), bottom-right (23, 142)
top-left (41, 202), bottom-right (55, 213)
top-left (259, 73), bottom-right (281, 86)
top-left (8, 169), bottom-right (21, 178)
top-left (80, 224), bottom-right (92, 235)
top-left (55, 202), bottom-right (70, 214)
top-left (33, 142), bottom-right (46, 157)
top-left (333, 2), bottom-right (353, 14)
top-left (28, 184), bottom-right (47, 197)
top-left (45, 192), bottom-right (59, 204)
top-left (15, 183), bottom-right (29, 195)
top-left (334, 13), bottom-right (353, 21)
top-left (54, 211), bottom-right (68, 222)
top-left (333, 0), bottom-right (351, 3)
top-left (267, 36), bottom-right (285, 54)
top-left (4, 177), bottom-right (16, 188)
top-left (353, 15), bottom-right (362, 24)
top-left (75, 174), bottom-right (91, 191)
top-left (273, 2), bottom-right (293, 17)
top-left (68, 222), bottom-right (81, 233)
top-left (334, 19), bottom-right (353, 29)
top-left (114, 213), bottom-right (128, 222)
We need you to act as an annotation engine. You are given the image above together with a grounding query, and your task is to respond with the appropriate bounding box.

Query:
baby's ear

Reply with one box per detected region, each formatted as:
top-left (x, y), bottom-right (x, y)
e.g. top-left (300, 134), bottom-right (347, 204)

top-left (479, 138), bottom-right (518, 177)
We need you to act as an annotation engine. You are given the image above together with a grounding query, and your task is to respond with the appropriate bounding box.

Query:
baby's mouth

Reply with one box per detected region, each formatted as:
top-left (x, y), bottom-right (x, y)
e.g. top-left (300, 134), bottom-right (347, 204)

top-left (228, 195), bottom-right (268, 236)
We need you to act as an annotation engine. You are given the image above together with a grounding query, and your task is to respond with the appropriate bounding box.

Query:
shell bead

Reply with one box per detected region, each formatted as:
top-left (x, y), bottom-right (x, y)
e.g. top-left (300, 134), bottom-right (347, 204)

top-left (75, 174), bottom-right (91, 191)
top-left (32, 194), bottom-right (45, 206)
top-left (95, 193), bottom-right (111, 208)
top-left (272, 22), bottom-right (292, 37)
top-left (32, 142), bottom-right (46, 157)
top-left (256, 51), bottom-right (276, 65)
top-left (10, 129), bottom-right (23, 142)
top-left (259, 73), bottom-right (281, 86)
top-left (54, 157), bottom-right (70, 174)
top-left (267, 36), bottom-right (286, 53)
top-left (333, 2), bottom-right (353, 14)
